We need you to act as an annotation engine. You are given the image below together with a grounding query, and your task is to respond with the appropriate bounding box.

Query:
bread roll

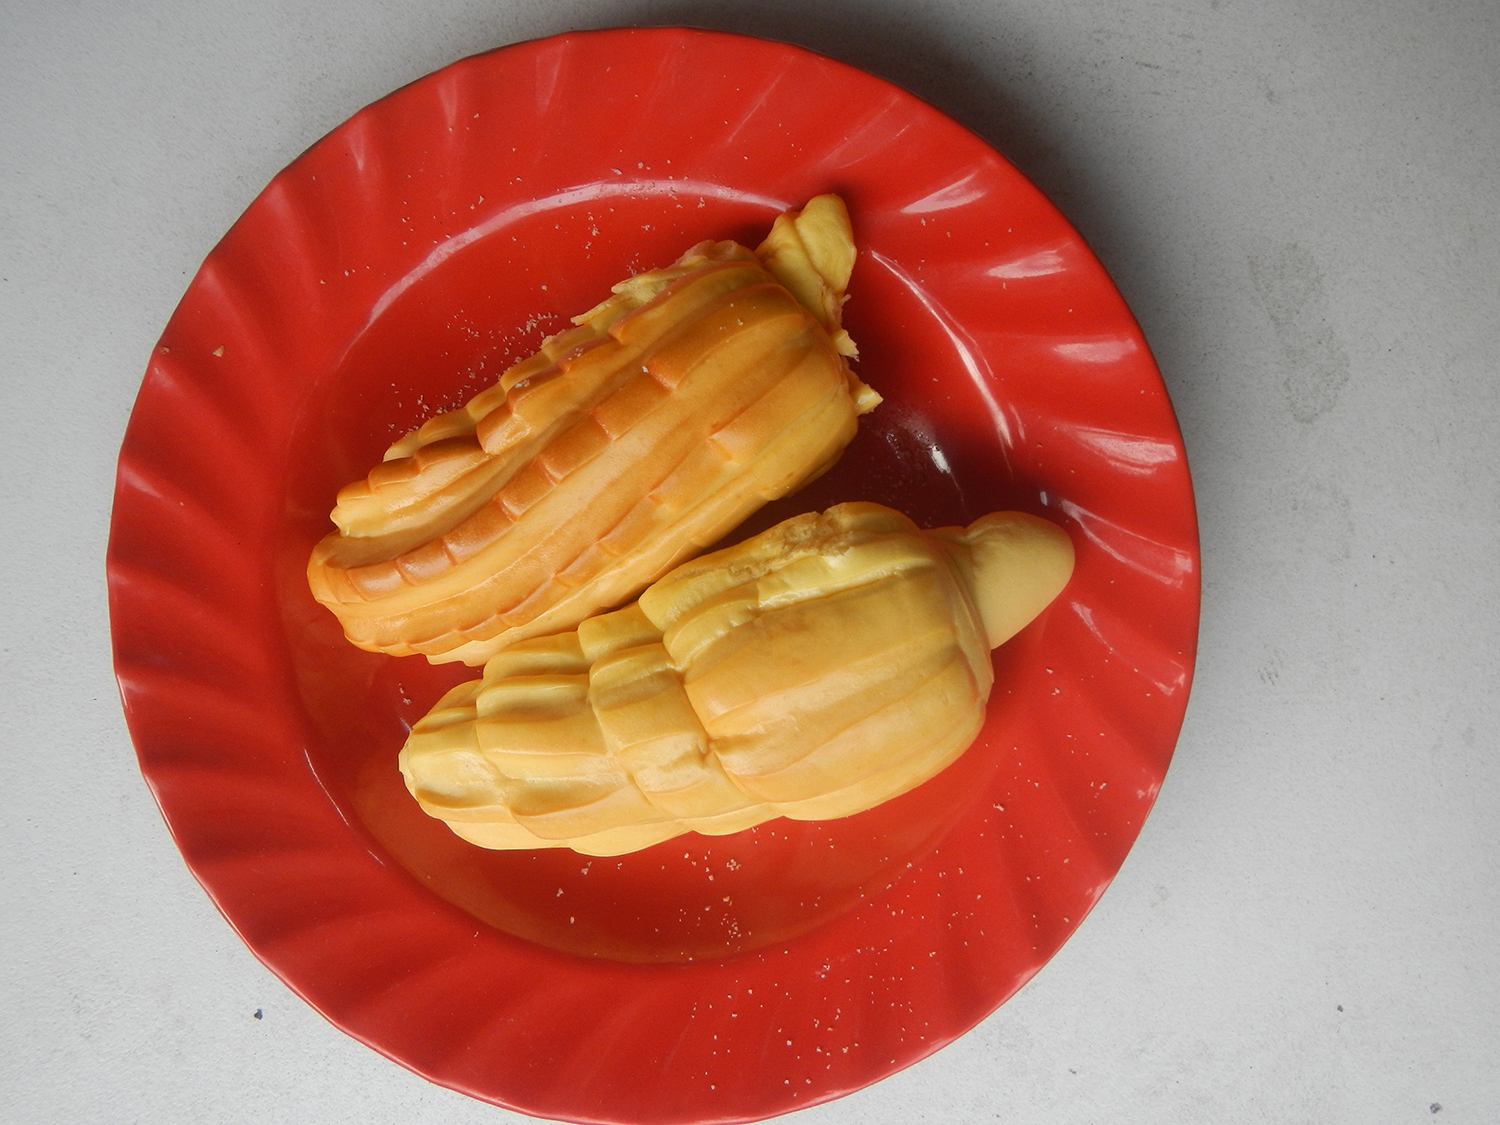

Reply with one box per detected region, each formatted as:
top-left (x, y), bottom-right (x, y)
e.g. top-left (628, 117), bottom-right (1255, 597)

top-left (307, 196), bottom-right (878, 666)
top-left (399, 502), bottom-right (1074, 855)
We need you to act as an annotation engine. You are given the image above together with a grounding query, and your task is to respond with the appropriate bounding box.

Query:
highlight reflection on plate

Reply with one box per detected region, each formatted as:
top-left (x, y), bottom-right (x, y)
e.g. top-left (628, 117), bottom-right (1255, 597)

top-left (110, 28), bottom-right (1198, 1125)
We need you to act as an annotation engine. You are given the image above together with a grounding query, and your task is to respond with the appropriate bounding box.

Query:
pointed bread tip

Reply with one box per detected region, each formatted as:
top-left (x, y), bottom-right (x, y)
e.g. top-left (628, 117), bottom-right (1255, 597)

top-left (961, 512), bottom-right (1075, 648)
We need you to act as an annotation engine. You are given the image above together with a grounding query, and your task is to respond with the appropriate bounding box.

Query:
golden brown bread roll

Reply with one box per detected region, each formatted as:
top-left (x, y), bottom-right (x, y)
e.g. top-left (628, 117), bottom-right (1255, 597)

top-left (399, 502), bottom-right (1075, 856)
top-left (307, 196), bottom-right (878, 666)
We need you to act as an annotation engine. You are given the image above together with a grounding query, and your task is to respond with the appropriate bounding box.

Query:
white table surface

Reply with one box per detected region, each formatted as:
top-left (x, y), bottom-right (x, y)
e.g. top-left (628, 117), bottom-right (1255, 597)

top-left (4, 1), bottom-right (1497, 1121)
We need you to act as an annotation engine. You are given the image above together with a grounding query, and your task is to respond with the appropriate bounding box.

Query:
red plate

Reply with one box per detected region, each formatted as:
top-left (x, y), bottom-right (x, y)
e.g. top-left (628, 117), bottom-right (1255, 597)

top-left (108, 28), bottom-right (1198, 1125)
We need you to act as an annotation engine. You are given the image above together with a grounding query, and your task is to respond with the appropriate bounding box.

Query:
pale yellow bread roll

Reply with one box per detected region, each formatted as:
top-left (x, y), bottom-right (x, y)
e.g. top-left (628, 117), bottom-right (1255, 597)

top-left (307, 196), bottom-right (878, 666)
top-left (399, 502), bottom-right (1075, 856)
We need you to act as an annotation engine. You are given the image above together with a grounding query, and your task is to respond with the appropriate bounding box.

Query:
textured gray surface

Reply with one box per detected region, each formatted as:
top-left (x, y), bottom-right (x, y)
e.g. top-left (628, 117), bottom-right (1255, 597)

top-left (3, 0), bottom-right (1498, 1121)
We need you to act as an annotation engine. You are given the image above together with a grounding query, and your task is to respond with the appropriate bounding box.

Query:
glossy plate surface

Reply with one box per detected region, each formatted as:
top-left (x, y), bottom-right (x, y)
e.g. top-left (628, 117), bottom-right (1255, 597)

top-left (108, 28), bottom-right (1199, 1125)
